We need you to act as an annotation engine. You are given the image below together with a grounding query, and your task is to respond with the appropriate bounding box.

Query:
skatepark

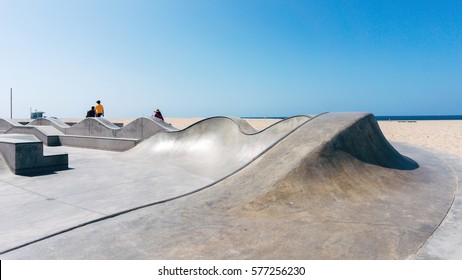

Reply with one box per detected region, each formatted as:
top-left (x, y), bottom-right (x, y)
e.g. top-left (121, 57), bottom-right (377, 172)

top-left (0, 112), bottom-right (461, 259)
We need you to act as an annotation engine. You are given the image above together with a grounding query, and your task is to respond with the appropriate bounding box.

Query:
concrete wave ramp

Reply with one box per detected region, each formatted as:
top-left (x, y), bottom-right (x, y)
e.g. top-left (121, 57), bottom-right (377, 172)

top-left (29, 116), bottom-right (178, 138)
top-left (1, 112), bottom-right (459, 259)
top-left (0, 115), bottom-right (309, 255)
top-left (2, 116), bottom-right (180, 151)
top-left (121, 116), bottom-right (310, 179)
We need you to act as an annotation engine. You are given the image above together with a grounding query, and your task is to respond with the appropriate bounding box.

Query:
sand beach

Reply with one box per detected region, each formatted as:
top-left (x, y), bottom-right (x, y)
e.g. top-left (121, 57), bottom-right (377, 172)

top-left (166, 117), bottom-right (282, 131)
top-left (378, 120), bottom-right (462, 158)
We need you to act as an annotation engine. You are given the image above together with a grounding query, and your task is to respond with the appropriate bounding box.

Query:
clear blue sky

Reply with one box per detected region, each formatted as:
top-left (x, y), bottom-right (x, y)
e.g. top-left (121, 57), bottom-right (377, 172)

top-left (1, 0), bottom-right (461, 118)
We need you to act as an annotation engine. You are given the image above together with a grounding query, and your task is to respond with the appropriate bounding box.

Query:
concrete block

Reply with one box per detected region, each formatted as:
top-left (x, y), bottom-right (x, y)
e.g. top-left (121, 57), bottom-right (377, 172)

top-left (0, 134), bottom-right (68, 175)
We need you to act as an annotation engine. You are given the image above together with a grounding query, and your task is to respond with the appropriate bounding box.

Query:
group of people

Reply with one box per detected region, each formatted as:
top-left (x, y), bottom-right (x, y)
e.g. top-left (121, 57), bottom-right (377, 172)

top-left (86, 100), bottom-right (104, 117)
top-left (85, 100), bottom-right (165, 121)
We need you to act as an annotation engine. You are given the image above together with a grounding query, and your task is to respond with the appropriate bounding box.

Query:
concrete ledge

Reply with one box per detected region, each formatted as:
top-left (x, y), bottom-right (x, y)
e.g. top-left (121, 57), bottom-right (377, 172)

top-left (4, 126), bottom-right (63, 146)
top-left (2, 117), bottom-right (180, 150)
top-left (0, 134), bottom-right (68, 175)
top-left (58, 135), bottom-right (138, 151)
top-left (0, 119), bottom-right (22, 131)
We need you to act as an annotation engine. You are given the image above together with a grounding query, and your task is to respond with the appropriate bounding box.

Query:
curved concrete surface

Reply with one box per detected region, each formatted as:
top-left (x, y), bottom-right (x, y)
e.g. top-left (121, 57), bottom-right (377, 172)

top-left (1, 116), bottom-right (184, 151)
top-left (0, 115), bottom-right (309, 255)
top-left (0, 112), bottom-right (460, 259)
top-left (29, 117), bottom-right (71, 133)
top-left (122, 116), bottom-right (310, 179)
top-left (0, 118), bottom-right (22, 132)
top-left (410, 147), bottom-right (462, 259)
top-left (64, 117), bottom-right (121, 137)
top-left (117, 117), bottom-right (178, 139)
top-left (1, 116), bottom-right (178, 141)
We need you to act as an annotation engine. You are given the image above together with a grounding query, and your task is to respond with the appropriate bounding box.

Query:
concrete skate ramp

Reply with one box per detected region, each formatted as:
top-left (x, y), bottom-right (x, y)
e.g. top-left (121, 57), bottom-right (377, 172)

top-left (64, 117), bottom-right (121, 137)
top-left (222, 116), bottom-right (259, 134)
top-left (29, 117), bottom-right (71, 132)
top-left (0, 113), bottom-right (458, 259)
top-left (0, 117), bottom-right (181, 151)
top-left (116, 117), bottom-right (178, 139)
top-left (66, 117), bottom-right (179, 138)
top-left (27, 117), bottom-right (178, 140)
top-left (122, 116), bottom-right (310, 178)
top-left (0, 115), bottom-right (309, 255)
top-left (0, 119), bottom-right (22, 133)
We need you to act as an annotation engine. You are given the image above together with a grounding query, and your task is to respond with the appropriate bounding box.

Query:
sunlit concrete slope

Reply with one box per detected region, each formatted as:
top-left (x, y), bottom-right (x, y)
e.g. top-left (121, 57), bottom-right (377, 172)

top-left (1, 112), bottom-right (457, 259)
top-left (0, 116), bottom-right (309, 255)
top-left (121, 116), bottom-right (310, 179)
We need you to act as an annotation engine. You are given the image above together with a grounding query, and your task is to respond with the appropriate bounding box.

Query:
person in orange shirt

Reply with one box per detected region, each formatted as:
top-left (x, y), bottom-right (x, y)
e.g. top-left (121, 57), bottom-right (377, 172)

top-left (95, 100), bottom-right (104, 117)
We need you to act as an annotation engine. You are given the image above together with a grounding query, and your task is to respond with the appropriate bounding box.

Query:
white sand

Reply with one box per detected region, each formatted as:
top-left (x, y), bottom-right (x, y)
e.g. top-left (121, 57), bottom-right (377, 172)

top-left (378, 120), bottom-right (462, 158)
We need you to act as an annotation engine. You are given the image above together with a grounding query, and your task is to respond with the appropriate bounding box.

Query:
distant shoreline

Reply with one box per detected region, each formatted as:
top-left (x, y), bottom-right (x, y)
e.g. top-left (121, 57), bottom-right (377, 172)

top-left (14, 114), bottom-right (462, 123)
top-left (244, 115), bottom-right (462, 121)
top-left (375, 115), bottom-right (462, 121)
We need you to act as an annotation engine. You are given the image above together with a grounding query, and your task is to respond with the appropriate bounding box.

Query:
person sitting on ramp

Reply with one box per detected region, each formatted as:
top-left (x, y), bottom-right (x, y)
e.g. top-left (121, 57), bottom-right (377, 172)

top-left (86, 106), bottom-right (96, 117)
top-left (95, 100), bottom-right (104, 117)
top-left (153, 109), bottom-right (164, 121)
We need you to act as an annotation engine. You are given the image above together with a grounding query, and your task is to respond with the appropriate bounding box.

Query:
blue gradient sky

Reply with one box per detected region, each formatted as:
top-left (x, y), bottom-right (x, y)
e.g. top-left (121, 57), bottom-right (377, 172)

top-left (1, 0), bottom-right (461, 118)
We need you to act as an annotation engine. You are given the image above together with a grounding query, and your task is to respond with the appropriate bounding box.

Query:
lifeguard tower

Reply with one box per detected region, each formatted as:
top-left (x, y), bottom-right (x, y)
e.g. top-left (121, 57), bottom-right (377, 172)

top-left (30, 110), bottom-right (45, 119)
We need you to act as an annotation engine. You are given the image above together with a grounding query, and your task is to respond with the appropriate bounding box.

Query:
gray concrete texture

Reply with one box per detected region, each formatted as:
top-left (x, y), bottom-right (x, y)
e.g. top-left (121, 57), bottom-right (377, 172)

top-left (0, 134), bottom-right (68, 175)
top-left (0, 112), bottom-right (461, 259)
top-left (1, 116), bottom-right (179, 151)
top-left (29, 116), bottom-right (178, 138)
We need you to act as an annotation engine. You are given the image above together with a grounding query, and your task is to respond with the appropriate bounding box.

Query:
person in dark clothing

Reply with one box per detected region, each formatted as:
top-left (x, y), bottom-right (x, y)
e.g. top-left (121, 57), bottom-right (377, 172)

top-left (86, 106), bottom-right (96, 117)
top-left (153, 109), bottom-right (164, 121)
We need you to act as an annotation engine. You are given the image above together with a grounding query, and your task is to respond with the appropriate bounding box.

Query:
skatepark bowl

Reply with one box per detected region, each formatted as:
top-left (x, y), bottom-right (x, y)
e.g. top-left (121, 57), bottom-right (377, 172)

top-left (0, 112), bottom-right (461, 259)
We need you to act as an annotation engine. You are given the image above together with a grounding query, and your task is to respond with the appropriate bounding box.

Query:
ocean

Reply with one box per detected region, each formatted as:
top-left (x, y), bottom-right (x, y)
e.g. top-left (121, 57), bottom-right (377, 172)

top-left (244, 115), bottom-right (462, 121)
top-left (375, 115), bottom-right (462, 121)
